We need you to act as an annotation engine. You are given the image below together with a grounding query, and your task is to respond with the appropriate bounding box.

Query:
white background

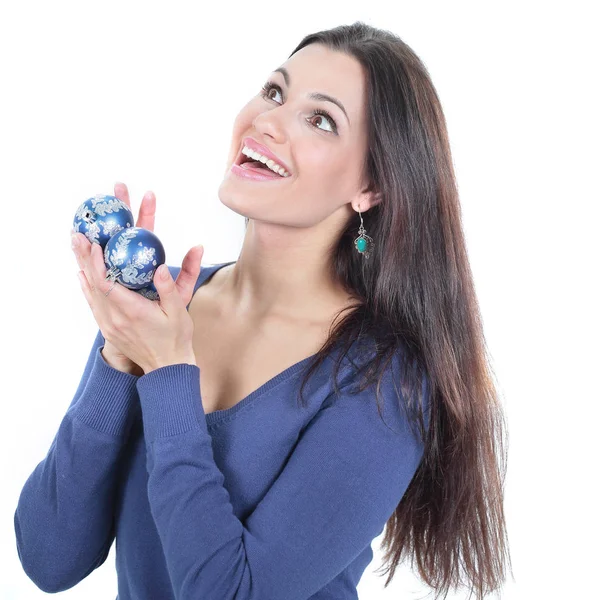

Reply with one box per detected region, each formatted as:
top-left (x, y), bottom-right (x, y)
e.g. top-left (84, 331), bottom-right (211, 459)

top-left (1, 1), bottom-right (598, 598)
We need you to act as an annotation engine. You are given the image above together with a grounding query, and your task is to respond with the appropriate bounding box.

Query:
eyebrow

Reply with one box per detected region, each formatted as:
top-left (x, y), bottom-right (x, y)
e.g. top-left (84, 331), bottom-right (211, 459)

top-left (274, 67), bottom-right (350, 125)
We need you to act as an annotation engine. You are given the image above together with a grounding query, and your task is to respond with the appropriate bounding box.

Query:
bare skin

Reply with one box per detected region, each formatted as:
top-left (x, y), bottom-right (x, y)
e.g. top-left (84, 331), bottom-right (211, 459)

top-left (216, 42), bottom-right (381, 325)
top-left (187, 262), bottom-right (355, 415)
top-left (186, 44), bottom-right (383, 414)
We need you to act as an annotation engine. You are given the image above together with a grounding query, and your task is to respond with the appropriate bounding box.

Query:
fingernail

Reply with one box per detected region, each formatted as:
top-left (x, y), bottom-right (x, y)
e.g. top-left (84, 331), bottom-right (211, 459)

top-left (71, 234), bottom-right (79, 250)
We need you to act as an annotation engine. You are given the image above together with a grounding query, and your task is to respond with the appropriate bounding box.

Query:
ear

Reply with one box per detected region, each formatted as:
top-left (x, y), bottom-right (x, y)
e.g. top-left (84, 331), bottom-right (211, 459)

top-left (356, 187), bottom-right (382, 212)
top-left (369, 191), bottom-right (382, 208)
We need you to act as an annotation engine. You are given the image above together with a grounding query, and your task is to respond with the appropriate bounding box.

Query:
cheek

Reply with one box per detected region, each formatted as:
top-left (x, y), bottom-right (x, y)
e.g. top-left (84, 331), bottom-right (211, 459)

top-left (232, 103), bottom-right (257, 132)
top-left (301, 153), bottom-right (353, 199)
top-left (227, 103), bottom-right (261, 163)
top-left (286, 158), bottom-right (349, 225)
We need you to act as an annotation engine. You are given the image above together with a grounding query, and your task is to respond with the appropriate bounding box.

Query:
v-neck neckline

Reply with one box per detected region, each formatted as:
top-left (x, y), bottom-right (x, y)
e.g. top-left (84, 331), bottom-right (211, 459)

top-left (188, 261), bottom-right (328, 428)
top-left (205, 350), bottom-right (323, 427)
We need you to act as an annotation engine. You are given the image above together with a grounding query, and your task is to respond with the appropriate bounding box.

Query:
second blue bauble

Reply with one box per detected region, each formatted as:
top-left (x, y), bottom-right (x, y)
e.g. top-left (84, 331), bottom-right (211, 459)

top-left (103, 227), bottom-right (166, 290)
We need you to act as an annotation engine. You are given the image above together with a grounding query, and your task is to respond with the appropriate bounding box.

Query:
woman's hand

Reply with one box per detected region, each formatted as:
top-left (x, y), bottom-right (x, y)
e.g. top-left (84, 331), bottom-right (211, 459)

top-left (103, 183), bottom-right (155, 372)
top-left (71, 182), bottom-right (204, 373)
top-left (73, 235), bottom-right (204, 374)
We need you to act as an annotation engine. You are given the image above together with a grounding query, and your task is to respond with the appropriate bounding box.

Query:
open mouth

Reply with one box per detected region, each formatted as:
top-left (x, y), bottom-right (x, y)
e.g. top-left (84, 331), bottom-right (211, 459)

top-left (234, 146), bottom-right (291, 178)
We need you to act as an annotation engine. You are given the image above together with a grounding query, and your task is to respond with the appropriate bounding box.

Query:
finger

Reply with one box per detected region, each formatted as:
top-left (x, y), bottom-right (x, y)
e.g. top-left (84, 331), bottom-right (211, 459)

top-left (154, 263), bottom-right (187, 315)
top-left (71, 232), bottom-right (96, 294)
top-left (77, 269), bottom-right (93, 308)
top-left (71, 232), bottom-right (86, 271)
top-left (114, 182), bottom-right (131, 209)
top-left (136, 190), bottom-right (156, 231)
top-left (175, 245), bottom-right (205, 307)
top-left (88, 239), bottom-right (116, 298)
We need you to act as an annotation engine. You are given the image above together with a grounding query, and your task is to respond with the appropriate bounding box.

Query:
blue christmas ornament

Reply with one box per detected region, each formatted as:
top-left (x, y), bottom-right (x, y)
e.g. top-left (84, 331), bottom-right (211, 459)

top-left (103, 227), bottom-right (166, 291)
top-left (72, 194), bottom-right (134, 248)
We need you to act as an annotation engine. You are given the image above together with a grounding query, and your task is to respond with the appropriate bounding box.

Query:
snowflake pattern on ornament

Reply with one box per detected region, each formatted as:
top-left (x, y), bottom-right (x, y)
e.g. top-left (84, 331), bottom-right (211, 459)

top-left (105, 228), bottom-right (158, 286)
top-left (74, 196), bottom-right (132, 244)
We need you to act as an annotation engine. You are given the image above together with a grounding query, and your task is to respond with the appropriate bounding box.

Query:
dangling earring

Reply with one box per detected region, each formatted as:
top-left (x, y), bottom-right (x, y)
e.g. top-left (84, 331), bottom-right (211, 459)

top-left (353, 205), bottom-right (374, 259)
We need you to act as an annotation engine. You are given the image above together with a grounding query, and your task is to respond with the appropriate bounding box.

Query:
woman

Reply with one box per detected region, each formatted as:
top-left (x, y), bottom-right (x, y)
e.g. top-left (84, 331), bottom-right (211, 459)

top-left (15, 21), bottom-right (511, 599)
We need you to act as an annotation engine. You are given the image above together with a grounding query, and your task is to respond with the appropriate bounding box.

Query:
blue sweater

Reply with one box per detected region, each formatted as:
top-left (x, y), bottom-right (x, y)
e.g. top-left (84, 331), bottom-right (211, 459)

top-left (15, 261), bottom-right (429, 600)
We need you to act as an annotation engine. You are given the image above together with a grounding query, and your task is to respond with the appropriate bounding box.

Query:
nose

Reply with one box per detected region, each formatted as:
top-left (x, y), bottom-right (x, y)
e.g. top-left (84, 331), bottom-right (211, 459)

top-left (253, 107), bottom-right (286, 144)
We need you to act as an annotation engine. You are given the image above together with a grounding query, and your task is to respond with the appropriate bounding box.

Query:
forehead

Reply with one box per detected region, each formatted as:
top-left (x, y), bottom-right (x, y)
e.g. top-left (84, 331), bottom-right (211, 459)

top-left (277, 44), bottom-right (366, 128)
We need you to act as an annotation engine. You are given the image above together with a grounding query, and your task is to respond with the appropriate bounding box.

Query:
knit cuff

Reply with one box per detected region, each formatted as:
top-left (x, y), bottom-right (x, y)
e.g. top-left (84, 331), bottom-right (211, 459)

top-left (69, 345), bottom-right (141, 439)
top-left (136, 363), bottom-right (204, 444)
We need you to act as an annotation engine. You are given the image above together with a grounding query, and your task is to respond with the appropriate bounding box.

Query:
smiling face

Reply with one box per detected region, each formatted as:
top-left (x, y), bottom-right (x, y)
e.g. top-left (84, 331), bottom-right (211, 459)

top-left (218, 43), bottom-right (377, 230)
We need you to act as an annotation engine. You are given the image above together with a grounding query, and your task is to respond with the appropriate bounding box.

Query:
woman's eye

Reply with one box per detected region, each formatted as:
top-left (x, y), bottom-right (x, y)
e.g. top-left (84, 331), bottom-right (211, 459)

top-left (261, 82), bottom-right (283, 104)
top-left (259, 81), bottom-right (338, 135)
top-left (309, 111), bottom-right (336, 134)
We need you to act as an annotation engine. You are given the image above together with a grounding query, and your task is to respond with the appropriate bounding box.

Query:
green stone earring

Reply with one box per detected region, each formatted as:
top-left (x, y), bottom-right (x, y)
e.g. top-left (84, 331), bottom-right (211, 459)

top-left (353, 206), bottom-right (373, 258)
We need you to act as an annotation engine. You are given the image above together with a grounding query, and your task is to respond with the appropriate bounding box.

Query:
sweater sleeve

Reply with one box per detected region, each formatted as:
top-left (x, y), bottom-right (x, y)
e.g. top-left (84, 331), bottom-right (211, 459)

top-left (136, 356), bottom-right (428, 600)
top-left (14, 328), bottom-right (141, 594)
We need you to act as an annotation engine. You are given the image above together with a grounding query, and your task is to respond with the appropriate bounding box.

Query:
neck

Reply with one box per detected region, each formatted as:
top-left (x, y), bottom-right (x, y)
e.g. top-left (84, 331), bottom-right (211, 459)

top-left (215, 218), bottom-right (354, 324)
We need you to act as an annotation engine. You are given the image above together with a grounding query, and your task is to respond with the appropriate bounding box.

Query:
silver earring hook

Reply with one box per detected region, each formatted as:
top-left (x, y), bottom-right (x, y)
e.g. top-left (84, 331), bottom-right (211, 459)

top-left (353, 203), bottom-right (373, 259)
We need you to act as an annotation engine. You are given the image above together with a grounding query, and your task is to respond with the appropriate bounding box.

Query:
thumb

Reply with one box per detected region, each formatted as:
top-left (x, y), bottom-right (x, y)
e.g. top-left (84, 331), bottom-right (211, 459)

top-left (175, 245), bottom-right (205, 308)
top-left (155, 264), bottom-right (182, 313)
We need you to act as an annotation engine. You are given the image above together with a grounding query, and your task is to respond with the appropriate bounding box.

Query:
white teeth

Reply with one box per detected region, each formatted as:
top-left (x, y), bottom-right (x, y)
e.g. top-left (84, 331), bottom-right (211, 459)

top-left (241, 145), bottom-right (290, 177)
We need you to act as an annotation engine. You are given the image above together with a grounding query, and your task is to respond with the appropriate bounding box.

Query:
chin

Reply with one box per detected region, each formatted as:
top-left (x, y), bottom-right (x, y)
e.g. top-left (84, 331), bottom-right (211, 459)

top-left (217, 183), bottom-right (251, 217)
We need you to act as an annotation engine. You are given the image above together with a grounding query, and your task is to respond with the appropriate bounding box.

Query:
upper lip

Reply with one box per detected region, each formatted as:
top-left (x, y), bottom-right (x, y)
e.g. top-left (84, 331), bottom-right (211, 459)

top-left (236, 137), bottom-right (292, 174)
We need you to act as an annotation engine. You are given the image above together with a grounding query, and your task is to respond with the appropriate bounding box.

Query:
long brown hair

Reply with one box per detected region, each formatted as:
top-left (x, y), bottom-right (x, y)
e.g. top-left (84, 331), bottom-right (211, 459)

top-left (244, 21), bottom-right (512, 599)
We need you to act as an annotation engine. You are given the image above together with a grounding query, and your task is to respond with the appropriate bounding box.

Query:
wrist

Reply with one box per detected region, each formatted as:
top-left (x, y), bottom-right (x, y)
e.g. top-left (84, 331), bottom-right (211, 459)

top-left (101, 347), bottom-right (144, 376)
top-left (144, 355), bottom-right (198, 374)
